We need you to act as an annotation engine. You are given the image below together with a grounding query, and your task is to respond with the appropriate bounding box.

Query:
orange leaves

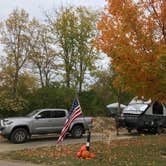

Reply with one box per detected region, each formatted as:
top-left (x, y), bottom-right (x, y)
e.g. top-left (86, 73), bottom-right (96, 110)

top-left (15, 145), bottom-right (76, 161)
top-left (95, 0), bottom-right (166, 101)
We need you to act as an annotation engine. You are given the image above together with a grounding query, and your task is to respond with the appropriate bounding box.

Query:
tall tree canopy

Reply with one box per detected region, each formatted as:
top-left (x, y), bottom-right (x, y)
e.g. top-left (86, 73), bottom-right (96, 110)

top-left (95, 0), bottom-right (166, 102)
top-left (28, 19), bottom-right (57, 87)
top-left (0, 9), bottom-right (31, 97)
top-left (47, 7), bottom-right (98, 92)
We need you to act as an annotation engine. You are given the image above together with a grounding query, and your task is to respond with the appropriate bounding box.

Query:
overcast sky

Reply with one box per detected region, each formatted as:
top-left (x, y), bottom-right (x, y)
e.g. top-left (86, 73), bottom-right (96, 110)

top-left (0, 0), bottom-right (106, 49)
top-left (0, 0), bottom-right (106, 20)
top-left (0, 0), bottom-right (110, 69)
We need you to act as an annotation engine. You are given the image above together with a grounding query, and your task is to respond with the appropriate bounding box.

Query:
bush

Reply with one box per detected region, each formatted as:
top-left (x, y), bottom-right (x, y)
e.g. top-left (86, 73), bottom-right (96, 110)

top-left (25, 87), bottom-right (76, 114)
top-left (0, 87), bottom-right (109, 117)
top-left (25, 88), bottom-right (107, 116)
top-left (79, 90), bottom-right (107, 116)
top-left (0, 96), bottom-right (28, 117)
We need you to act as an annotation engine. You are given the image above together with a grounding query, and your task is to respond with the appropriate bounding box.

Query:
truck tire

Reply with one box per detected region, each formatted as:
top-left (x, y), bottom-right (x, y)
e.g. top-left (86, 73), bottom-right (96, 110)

top-left (10, 128), bottom-right (28, 144)
top-left (71, 125), bottom-right (83, 138)
top-left (127, 128), bottom-right (132, 133)
top-left (156, 126), bottom-right (163, 134)
top-left (137, 128), bottom-right (144, 134)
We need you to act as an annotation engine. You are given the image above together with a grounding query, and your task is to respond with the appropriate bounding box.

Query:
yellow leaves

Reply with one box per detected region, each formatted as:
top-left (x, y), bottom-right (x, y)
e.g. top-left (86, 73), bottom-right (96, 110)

top-left (0, 96), bottom-right (27, 112)
top-left (95, 0), bottom-right (166, 101)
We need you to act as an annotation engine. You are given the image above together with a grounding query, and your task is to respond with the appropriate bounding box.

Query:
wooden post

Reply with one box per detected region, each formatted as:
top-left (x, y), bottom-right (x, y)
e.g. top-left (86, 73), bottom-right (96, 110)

top-left (86, 129), bottom-right (91, 151)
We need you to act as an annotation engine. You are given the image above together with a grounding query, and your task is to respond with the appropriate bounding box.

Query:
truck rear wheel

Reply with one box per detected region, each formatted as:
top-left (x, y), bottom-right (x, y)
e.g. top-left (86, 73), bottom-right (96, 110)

top-left (10, 128), bottom-right (28, 144)
top-left (71, 125), bottom-right (83, 138)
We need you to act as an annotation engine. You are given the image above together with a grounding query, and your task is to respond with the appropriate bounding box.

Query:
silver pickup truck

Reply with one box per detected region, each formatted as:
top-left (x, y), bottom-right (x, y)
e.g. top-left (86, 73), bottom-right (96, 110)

top-left (0, 109), bottom-right (93, 143)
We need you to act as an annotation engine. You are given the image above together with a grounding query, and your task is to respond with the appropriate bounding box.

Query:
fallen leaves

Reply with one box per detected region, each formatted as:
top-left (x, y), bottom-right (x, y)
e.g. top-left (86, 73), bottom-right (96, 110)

top-left (1, 135), bottom-right (166, 165)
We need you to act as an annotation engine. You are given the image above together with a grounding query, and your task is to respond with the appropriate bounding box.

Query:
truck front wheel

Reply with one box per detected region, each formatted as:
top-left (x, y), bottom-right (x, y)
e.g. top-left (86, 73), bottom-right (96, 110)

top-left (10, 128), bottom-right (28, 144)
top-left (71, 125), bottom-right (83, 138)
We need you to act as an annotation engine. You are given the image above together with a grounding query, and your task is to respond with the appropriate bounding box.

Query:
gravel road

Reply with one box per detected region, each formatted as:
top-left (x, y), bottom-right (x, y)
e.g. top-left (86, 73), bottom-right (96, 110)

top-left (0, 160), bottom-right (48, 166)
top-left (0, 133), bottom-right (107, 152)
top-left (0, 132), bottom-right (132, 152)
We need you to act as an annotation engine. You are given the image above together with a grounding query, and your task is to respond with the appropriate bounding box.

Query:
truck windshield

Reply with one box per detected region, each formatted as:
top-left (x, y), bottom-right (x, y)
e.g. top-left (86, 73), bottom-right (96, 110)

top-left (26, 109), bottom-right (41, 117)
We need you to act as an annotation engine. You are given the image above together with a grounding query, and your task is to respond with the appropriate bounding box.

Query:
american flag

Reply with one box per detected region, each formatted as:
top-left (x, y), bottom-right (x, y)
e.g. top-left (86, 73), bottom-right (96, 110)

top-left (57, 97), bottom-right (82, 144)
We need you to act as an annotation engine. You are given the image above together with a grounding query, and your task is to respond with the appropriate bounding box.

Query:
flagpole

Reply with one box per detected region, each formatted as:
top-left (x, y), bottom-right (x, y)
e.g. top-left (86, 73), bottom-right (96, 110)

top-left (57, 88), bottom-right (82, 144)
top-left (75, 87), bottom-right (91, 152)
top-left (77, 96), bottom-right (91, 152)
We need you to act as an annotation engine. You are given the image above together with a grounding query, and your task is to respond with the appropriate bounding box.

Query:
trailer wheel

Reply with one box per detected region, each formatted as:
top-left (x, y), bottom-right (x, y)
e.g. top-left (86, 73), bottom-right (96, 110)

top-left (127, 128), bottom-right (132, 133)
top-left (156, 126), bottom-right (163, 134)
top-left (137, 128), bottom-right (144, 134)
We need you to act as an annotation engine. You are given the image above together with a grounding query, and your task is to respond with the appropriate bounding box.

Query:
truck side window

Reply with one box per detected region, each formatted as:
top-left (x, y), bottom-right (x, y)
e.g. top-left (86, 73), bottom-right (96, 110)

top-left (39, 111), bottom-right (51, 118)
top-left (152, 102), bottom-right (163, 115)
top-left (52, 111), bottom-right (66, 118)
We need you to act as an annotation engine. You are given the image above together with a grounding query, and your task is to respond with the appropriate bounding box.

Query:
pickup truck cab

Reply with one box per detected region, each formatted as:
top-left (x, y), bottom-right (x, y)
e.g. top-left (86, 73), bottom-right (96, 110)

top-left (0, 109), bottom-right (93, 143)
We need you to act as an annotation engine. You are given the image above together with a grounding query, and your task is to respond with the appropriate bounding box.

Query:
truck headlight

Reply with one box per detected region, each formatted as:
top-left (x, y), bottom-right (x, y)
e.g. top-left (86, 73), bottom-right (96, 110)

top-left (2, 119), bottom-right (13, 126)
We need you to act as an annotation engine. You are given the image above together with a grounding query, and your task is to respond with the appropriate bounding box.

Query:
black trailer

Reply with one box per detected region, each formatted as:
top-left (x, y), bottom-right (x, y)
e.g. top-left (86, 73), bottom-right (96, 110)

top-left (117, 98), bottom-right (166, 134)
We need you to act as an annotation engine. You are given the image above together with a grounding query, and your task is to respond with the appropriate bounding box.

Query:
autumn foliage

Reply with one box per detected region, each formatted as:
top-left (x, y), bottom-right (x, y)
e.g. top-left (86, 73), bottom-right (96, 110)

top-left (95, 0), bottom-right (166, 102)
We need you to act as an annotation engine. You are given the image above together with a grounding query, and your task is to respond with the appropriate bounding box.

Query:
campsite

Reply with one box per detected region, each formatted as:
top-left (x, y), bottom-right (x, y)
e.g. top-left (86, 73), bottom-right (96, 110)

top-left (1, 117), bottom-right (166, 165)
top-left (0, 0), bottom-right (165, 165)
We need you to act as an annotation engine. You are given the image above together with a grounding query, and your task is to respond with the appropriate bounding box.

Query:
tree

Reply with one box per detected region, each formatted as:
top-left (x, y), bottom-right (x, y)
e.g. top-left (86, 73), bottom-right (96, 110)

top-left (91, 66), bottom-right (133, 106)
top-left (47, 7), bottom-right (77, 88)
top-left (0, 60), bottom-right (37, 115)
top-left (28, 19), bottom-right (57, 87)
top-left (0, 9), bottom-right (31, 97)
top-left (95, 0), bottom-right (166, 102)
top-left (47, 6), bottom-right (99, 92)
top-left (73, 7), bottom-right (98, 92)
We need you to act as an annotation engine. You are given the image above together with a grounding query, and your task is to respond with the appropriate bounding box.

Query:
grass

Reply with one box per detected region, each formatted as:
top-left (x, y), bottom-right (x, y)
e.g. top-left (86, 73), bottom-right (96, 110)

top-left (1, 135), bottom-right (166, 166)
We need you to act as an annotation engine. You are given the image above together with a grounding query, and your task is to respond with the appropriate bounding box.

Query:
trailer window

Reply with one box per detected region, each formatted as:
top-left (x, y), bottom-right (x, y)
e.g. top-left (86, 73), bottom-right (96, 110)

top-left (152, 102), bottom-right (163, 115)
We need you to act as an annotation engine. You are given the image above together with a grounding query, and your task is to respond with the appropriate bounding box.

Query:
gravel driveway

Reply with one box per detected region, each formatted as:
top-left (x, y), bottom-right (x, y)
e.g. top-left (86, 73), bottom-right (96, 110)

top-left (0, 160), bottom-right (48, 166)
top-left (0, 131), bottom-right (133, 153)
top-left (0, 135), bottom-right (78, 152)
top-left (0, 133), bottom-right (106, 153)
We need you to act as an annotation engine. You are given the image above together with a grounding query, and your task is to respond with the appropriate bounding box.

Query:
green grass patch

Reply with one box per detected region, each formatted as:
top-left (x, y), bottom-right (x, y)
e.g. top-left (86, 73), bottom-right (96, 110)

top-left (1, 135), bottom-right (166, 166)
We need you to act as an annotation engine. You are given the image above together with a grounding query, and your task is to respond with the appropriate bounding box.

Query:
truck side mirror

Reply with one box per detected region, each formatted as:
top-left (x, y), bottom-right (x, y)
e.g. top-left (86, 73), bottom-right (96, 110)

top-left (35, 115), bottom-right (42, 119)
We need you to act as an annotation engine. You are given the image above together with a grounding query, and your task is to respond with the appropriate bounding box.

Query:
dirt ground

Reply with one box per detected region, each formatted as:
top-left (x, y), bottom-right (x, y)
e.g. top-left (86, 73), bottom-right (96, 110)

top-left (91, 117), bottom-right (117, 135)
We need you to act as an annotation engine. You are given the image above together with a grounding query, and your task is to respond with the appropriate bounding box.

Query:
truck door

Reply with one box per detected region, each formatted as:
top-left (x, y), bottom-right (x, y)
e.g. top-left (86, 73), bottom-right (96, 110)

top-left (32, 110), bottom-right (53, 133)
top-left (50, 110), bottom-right (66, 132)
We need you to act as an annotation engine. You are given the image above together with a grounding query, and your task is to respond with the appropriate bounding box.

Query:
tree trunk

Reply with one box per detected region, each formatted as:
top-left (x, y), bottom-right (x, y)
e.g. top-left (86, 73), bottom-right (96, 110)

top-left (65, 63), bottom-right (71, 88)
top-left (13, 71), bottom-right (19, 98)
top-left (78, 59), bottom-right (83, 93)
top-left (38, 66), bottom-right (44, 88)
top-left (116, 88), bottom-right (122, 136)
top-left (45, 71), bottom-right (50, 87)
top-left (117, 88), bottom-right (122, 113)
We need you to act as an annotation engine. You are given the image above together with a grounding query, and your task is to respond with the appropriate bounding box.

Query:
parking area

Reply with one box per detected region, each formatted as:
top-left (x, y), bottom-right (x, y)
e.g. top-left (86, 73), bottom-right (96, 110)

top-left (0, 134), bottom-right (85, 152)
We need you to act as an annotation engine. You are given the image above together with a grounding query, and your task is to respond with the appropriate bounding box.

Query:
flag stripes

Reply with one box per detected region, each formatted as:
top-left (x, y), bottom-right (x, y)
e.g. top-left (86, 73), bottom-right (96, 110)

top-left (57, 98), bottom-right (82, 144)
